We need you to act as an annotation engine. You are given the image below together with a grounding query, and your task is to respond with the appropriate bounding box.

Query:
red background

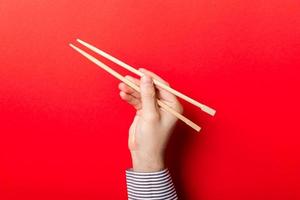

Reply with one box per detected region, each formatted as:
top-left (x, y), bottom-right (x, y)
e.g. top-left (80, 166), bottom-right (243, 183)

top-left (1, 0), bottom-right (300, 199)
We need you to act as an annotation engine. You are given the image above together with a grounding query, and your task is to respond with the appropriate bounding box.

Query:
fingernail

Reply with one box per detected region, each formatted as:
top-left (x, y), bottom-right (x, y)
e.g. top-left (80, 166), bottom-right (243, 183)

top-left (141, 75), bottom-right (152, 84)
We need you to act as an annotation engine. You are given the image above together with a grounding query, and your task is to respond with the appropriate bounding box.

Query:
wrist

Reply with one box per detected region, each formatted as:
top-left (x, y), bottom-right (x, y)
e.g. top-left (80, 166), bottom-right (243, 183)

top-left (130, 151), bottom-right (165, 172)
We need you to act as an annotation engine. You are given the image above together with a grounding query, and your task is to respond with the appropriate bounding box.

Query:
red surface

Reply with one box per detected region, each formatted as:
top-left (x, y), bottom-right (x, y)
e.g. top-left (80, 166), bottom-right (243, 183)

top-left (1, 0), bottom-right (300, 199)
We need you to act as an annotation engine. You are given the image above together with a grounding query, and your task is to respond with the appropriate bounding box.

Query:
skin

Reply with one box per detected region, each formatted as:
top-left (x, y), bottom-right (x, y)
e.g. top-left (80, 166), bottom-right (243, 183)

top-left (118, 68), bottom-right (183, 172)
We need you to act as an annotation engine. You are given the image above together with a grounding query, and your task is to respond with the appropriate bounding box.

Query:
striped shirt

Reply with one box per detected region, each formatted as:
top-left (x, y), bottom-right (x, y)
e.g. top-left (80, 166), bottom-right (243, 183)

top-left (126, 168), bottom-right (178, 200)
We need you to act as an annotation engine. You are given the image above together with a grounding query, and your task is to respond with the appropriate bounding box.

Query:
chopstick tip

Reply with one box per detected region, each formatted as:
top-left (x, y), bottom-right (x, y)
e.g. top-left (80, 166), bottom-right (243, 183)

top-left (69, 43), bottom-right (76, 48)
top-left (69, 43), bottom-right (80, 52)
top-left (202, 107), bottom-right (216, 116)
top-left (210, 109), bottom-right (216, 116)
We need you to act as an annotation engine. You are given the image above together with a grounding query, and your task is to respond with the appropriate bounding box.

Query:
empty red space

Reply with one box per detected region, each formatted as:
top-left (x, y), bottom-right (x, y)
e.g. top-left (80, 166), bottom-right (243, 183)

top-left (0, 0), bottom-right (299, 199)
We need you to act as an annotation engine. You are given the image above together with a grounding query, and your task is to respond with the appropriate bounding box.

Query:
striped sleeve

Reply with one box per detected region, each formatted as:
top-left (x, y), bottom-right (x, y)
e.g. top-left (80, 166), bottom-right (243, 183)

top-left (126, 168), bottom-right (178, 200)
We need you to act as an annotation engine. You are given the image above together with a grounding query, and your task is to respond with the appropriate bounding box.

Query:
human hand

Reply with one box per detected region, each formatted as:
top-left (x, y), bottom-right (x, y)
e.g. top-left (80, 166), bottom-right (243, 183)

top-left (118, 68), bottom-right (183, 172)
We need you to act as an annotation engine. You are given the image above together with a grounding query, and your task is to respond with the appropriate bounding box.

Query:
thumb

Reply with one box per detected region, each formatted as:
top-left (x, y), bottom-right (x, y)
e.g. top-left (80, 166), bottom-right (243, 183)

top-left (140, 75), bottom-right (158, 118)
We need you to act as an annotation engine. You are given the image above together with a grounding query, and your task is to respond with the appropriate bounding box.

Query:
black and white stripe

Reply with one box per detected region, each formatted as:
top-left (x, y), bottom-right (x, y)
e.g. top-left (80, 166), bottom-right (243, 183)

top-left (126, 168), bottom-right (178, 200)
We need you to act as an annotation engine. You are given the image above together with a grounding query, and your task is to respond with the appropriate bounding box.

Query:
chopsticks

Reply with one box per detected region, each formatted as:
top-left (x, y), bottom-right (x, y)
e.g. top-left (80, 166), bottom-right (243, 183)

top-left (70, 44), bottom-right (201, 132)
top-left (76, 39), bottom-right (216, 117)
top-left (69, 39), bottom-right (216, 132)
top-left (69, 43), bottom-right (201, 132)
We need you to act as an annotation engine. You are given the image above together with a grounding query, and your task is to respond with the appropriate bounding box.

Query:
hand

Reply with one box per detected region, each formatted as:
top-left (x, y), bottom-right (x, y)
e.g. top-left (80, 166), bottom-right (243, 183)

top-left (118, 68), bottom-right (183, 172)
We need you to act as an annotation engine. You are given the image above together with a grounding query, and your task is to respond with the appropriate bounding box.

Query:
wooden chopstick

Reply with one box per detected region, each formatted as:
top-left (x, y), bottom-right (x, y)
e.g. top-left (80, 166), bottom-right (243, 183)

top-left (69, 43), bottom-right (201, 132)
top-left (76, 38), bottom-right (216, 116)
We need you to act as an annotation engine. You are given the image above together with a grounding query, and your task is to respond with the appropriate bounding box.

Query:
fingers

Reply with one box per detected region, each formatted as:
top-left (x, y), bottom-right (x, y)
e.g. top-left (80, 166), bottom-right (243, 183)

top-left (118, 69), bottom-right (183, 116)
top-left (139, 68), bottom-right (178, 103)
top-left (119, 91), bottom-right (142, 110)
top-left (119, 76), bottom-right (142, 110)
top-left (118, 82), bottom-right (140, 99)
top-left (140, 75), bottom-right (159, 119)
